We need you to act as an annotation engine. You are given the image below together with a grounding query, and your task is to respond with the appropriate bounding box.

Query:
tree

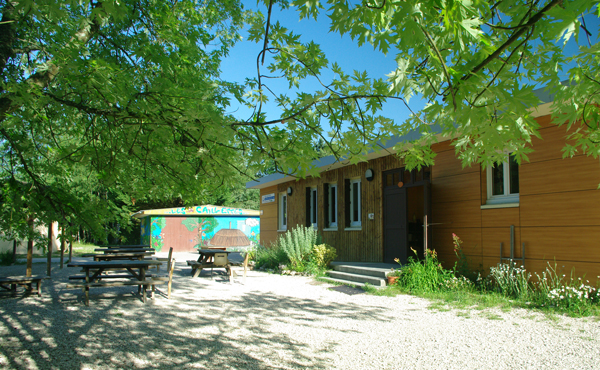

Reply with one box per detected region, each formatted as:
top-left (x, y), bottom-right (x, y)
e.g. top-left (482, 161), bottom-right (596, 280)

top-left (243, 0), bottom-right (600, 170)
top-left (0, 0), bottom-right (253, 202)
top-left (1, 0), bottom-right (598, 221)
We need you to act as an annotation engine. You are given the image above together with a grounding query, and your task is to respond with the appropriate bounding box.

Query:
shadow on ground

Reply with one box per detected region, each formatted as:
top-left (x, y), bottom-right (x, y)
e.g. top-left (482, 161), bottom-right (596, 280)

top-left (0, 261), bottom-right (391, 369)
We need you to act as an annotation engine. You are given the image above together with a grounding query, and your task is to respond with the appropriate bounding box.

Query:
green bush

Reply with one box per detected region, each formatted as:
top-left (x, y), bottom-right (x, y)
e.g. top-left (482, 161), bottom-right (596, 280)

top-left (0, 250), bottom-right (14, 266)
top-left (310, 244), bottom-right (337, 268)
top-left (397, 248), bottom-right (454, 294)
top-left (253, 244), bottom-right (288, 270)
top-left (279, 225), bottom-right (318, 269)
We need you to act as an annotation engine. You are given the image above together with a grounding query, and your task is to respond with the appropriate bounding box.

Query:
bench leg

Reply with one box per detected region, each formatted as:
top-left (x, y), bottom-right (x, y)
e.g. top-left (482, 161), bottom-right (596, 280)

top-left (85, 287), bottom-right (89, 306)
top-left (192, 268), bottom-right (201, 278)
top-left (37, 280), bottom-right (42, 297)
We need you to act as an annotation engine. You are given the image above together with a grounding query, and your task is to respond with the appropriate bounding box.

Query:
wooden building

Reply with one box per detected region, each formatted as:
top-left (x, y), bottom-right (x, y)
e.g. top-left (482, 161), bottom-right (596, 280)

top-left (246, 102), bottom-right (600, 280)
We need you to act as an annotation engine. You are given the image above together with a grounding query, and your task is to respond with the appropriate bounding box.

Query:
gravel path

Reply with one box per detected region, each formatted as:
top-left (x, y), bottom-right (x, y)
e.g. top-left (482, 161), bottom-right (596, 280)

top-left (1, 253), bottom-right (599, 369)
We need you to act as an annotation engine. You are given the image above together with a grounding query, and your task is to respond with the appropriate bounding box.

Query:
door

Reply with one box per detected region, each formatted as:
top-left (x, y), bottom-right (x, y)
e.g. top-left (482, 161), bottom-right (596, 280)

top-left (383, 169), bottom-right (408, 264)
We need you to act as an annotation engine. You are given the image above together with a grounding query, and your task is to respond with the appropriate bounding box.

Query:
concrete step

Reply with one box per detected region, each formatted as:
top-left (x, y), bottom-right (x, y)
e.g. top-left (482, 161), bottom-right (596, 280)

top-left (331, 264), bottom-right (390, 279)
top-left (327, 270), bottom-right (387, 287)
top-left (320, 276), bottom-right (384, 289)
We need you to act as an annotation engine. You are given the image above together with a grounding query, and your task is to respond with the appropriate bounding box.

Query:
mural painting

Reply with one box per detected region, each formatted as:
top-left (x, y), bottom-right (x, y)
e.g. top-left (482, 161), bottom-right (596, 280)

top-left (145, 216), bottom-right (260, 252)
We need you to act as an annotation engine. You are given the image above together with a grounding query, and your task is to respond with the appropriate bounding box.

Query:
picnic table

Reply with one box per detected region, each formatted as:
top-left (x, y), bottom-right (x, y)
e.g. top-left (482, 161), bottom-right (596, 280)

top-left (187, 247), bottom-right (252, 280)
top-left (67, 260), bottom-right (162, 305)
top-left (0, 275), bottom-right (49, 297)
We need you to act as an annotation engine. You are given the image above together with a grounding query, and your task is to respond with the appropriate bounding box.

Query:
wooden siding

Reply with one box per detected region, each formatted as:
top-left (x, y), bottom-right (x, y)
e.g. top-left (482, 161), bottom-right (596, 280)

top-left (259, 186), bottom-right (278, 247)
top-left (257, 115), bottom-right (600, 280)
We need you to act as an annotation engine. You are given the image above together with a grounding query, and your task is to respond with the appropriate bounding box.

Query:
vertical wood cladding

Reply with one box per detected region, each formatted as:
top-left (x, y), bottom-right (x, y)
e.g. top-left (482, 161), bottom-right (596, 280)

top-left (257, 115), bottom-right (600, 280)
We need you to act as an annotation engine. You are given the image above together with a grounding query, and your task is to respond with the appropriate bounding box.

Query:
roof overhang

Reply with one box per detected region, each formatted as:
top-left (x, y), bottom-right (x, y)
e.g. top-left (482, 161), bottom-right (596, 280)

top-left (132, 205), bottom-right (260, 218)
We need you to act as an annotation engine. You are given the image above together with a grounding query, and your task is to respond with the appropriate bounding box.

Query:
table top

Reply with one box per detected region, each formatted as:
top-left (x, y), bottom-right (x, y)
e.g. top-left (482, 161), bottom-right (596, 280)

top-left (94, 248), bottom-right (155, 253)
top-left (84, 252), bottom-right (155, 258)
top-left (68, 260), bottom-right (162, 268)
top-left (101, 244), bottom-right (151, 248)
top-left (197, 249), bottom-right (232, 255)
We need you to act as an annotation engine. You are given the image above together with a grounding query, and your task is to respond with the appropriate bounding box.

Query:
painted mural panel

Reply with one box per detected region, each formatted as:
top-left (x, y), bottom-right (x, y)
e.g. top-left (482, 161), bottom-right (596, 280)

top-left (147, 216), bottom-right (260, 252)
top-left (140, 217), bottom-right (151, 246)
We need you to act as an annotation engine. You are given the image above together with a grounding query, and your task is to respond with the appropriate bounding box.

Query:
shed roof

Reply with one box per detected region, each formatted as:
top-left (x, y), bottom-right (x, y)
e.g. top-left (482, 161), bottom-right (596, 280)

top-left (132, 205), bottom-right (260, 219)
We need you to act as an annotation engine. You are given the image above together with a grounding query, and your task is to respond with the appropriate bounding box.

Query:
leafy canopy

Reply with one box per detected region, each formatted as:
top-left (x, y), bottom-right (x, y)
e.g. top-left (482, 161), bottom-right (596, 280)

top-left (244, 0), bottom-right (600, 171)
top-left (1, 0), bottom-right (599, 241)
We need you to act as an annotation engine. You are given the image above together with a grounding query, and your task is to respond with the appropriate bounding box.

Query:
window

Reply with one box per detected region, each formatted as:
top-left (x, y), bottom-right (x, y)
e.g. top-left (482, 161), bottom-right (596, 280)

top-left (278, 192), bottom-right (287, 230)
top-left (324, 183), bottom-right (337, 228)
top-left (346, 179), bottom-right (361, 227)
top-left (487, 154), bottom-right (519, 205)
top-left (306, 187), bottom-right (317, 228)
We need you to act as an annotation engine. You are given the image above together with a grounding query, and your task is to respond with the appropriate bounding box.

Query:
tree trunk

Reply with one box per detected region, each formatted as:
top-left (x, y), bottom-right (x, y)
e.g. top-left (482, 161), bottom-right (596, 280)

top-left (12, 239), bottom-right (17, 265)
top-left (60, 225), bottom-right (65, 269)
top-left (68, 239), bottom-right (73, 264)
top-left (27, 218), bottom-right (33, 278)
top-left (46, 222), bottom-right (53, 276)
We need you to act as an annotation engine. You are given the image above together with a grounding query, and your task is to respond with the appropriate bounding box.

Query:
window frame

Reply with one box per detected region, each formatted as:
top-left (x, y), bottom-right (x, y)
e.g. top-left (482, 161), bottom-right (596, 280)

top-left (486, 155), bottom-right (519, 205)
top-left (308, 186), bottom-right (318, 228)
top-left (349, 178), bottom-right (362, 227)
top-left (325, 183), bottom-right (338, 229)
top-left (278, 192), bottom-right (287, 231)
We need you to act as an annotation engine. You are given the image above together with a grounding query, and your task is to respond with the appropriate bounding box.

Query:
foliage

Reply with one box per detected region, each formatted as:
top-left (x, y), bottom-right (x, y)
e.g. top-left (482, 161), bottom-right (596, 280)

top-left (381, 253), bottom-right (600, 316)
top-left (452, 233), bottom-right (480, 282)
top-left (253, 243), bottom-right (288, 271)
top-left (531, 262), bottom-right (600, 315)
top-left (278, 225), bottom-right (318, 269)
top-left (310, 243), bottom-right (337, 269)
top-left (0, 250), bottom-right (14, 266)
top-left (487, 261), bottom-right (532, 299)
top-left (395, 248), bottom-right (455, 294)
top-left (243, 0), bottom-right (600, 176)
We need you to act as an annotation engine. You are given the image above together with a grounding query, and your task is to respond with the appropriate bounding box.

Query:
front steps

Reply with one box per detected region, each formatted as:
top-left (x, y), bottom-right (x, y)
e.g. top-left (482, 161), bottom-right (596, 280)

top-left (322, 262), bottom-right (394, 288)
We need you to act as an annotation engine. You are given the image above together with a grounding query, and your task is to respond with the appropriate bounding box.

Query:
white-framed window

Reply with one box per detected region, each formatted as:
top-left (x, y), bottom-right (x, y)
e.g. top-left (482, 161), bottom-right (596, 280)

top-left (278, 192), bottom-right (287, 230)
top-left (308, 187), bottom-right (317, 228)
top-left (325, 183), bottom-right (337, 228)
top-left (487, 154), bottom-right (519, 204)
top-left (349, 179), bottom-right (361, 227)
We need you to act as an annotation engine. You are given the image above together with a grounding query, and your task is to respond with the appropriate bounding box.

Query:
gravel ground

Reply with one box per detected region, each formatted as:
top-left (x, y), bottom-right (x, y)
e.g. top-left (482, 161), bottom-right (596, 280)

top-left (1, 252), bottom-right (599, 370)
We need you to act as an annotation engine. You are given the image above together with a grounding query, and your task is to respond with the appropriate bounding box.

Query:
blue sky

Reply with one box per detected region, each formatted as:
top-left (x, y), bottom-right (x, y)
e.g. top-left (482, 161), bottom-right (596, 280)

top-left (219, 1), bottom-right (411, 125)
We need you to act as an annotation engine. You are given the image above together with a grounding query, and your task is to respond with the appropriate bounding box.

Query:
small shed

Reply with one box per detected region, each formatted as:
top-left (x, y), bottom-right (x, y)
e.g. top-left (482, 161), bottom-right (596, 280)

top-left (132, 205), bottom-right (260, 252)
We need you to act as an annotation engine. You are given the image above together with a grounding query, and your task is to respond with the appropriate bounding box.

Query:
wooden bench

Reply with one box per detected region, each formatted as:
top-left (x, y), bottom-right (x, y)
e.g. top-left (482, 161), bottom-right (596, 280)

top-left (187, 260), bottom-right (214, 278)
top-left (0, 275), bottom-right (50, 297)
top-left (66, 259), bottom-right (175, 305)
top-left (68, 274), bottom-right (154, 280)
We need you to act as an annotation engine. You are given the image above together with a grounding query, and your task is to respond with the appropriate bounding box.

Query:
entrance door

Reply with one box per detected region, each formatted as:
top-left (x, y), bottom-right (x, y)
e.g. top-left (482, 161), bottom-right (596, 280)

top-left (383, 169), bottom-right (408, 264)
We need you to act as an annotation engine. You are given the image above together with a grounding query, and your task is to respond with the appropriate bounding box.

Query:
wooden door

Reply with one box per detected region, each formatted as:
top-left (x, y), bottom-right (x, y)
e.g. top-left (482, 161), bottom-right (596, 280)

top-left (383, 169), bottom-right (408, 263)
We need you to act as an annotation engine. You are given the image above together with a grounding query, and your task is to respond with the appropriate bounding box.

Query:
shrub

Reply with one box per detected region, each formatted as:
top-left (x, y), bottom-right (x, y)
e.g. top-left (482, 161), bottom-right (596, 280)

top-left (396, 248), bottom-right (454, 293)
top-left (488, 261), bottom-right (531, 299)
top-left (310, 244), bottom-right (337, 268)
top-left (279, 225), bottom-right (318, 269)
top-left (253, 244), bottom-right (288, 270)
top-left (533, 262), bottom-right (599, 314)
top-left (0, 250), bottom-right (14, 266)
